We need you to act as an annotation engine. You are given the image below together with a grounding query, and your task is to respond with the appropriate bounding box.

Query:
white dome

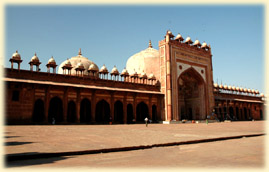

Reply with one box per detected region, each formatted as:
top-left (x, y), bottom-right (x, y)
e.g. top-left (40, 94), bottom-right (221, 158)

top-left (48, 56), bottom-right (56, 64)
top-left (100, 64), bottom-right (108, 73)
top-left (88, 63), bottom-right (98, 71)
top-left (126, 41), bottom-right (160, 80)
top-left (193, 39), bottom-right (201, 46)
top-left (185, 36), bottom-right (193, 44)
top-left (175, 33), bottom-right (184, 41)
top-left (111, 66), bottom-right (119, 75)
top-left (31, 53), bottom-right (39, 62)
top-left (121, 68), bottom-right (129, 76)
top-left (148, 73), bottom-right (156, 80)
top-left (58, 49), bottom-right (98, 76)
top-left (11, 50), bottom-right (21, 60)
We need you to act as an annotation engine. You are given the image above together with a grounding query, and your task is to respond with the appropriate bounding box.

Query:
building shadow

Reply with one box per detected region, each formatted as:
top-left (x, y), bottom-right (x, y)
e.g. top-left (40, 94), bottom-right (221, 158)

top-left (5, 136), bottom-right (20, 139)
top-left (5, 152), bottom-right (73, 167)
top-left (5, 141), bottom-right (33, 146)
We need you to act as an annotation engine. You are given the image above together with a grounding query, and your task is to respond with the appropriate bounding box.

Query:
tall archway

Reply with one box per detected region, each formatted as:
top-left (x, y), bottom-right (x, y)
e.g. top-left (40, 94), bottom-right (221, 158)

top-left (136, 102), bottom-right (149, 122)
top-left (80, 98), bottom-right (91, 123)
top-left (32, 99), bottom-right (45, 123)
top-left (177, 68), bottom-right (206, 120)
top-left (48, 96), bottom-right (63, 123)
top-left (67, 101), bottom-right (76, 123)
top-left (223, 107), bottom-right (227, 120)
top-left (235, 107), bottom-right (239, 120)
top-left (95, 99), bottom-right (110, 123)
top-left (127, 104), bottom-right (133, 124)
top-left (229, 107), bottom-right (234, 120)
top-left (114, 100), bottom-right (123, 124)
top-left (244, 107), bottom-right (248, 120)
top-left (152, 105), bottom-right (157, 122)
top-left (260, 109), bottom-right (263, 120)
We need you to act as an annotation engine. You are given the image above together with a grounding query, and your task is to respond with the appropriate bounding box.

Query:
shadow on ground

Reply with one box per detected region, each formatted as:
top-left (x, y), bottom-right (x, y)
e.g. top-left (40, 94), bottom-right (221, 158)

top-left (5, 141), bottom-right (33, 146)
top-left (5, 152), bottom-right (72, 167)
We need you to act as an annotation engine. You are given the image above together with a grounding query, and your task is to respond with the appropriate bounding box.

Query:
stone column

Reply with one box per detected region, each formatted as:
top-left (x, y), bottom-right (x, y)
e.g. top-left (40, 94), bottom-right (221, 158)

top-left (44, 86), bottom-right (50, 123)
top-left (91, 90), bottom-right (96, 122)
top-left (133, 94), bottom-right (137, 122)
top-left (149, 95), bottom-right (152, 120)
top-left (63, 87), bottom-right (68, 123)
top-left (76, 89), bottom-right (81, 123)
top-left (110, 92), bottom-right (114, 121)
top-left (123, 94), bottom-right (127, 124)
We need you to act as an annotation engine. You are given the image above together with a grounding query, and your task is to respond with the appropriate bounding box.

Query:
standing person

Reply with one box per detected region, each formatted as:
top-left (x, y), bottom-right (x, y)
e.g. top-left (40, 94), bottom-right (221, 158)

top-left (145, 117), bottom-right (148, 127)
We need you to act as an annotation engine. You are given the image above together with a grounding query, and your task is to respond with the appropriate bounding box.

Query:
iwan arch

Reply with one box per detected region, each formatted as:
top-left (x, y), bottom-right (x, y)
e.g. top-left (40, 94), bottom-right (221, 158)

top-left (5, 30), bottom-right (264, 124)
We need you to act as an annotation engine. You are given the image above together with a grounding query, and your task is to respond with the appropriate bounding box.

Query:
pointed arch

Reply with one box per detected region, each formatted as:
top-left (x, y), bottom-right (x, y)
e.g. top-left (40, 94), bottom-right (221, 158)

top-left (177, 67), bottom-right (206, 120)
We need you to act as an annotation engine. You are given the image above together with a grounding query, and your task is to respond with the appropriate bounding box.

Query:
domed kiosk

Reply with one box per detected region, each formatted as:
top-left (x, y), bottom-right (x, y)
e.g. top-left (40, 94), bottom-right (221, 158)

top-left (126, 40), bottom-right (160, 80)
top-left (58, 48), bottom-right (99, 77)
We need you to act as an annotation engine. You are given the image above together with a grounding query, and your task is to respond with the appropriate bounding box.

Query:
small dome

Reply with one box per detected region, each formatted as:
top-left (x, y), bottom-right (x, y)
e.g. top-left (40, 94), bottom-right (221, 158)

top-left (260, 93), bottom-right (264, 97)
top-left (58, 48), bottom-right (98, 75)
top-left (223, 85), bottom-right (228, 89)
top-left (140, 71), bottom-right (147, 79)
top-left (185, 36), bottom-right (193, 44)
top-left (232, 86), bottom-right (236, 91)
top-left (65, 59), bottom-right (71, 65)
top-left (193, 39), bottom-right (201, 47)
top-left (130, 70), bottom-right (138, 77)
top-left (31, 53), bottom-right (39, 62)
top-left (99, 64), bottom-right (108, 73)
top-left (111, 65), bottom-right (119, 75)
top-left (48, 56), bottom-right (56, 65)
top-left (247, 89), bottom-right (251, 93)
top-left (219, 84), bottom-right (223, 89)
top-left (255, 90), bottom-right (259, 94)
top-left (239, 87), bottom-right (243, 92)
top-left (213, 83), bottom-right (218, 88)
top-left (228, 85), bottom-right (232, 90)
top-left (201, 42), bottom-right (209, 49)
top-left (88, 63), bottom-right (99, 72)
top-left (175, 33), bottom-right (184, 41)
top-left (236, 87), bottom-right (240, 91)
top-left (75, 62), bottom-right (85, 70)
top-left (148, 73), bottom-right (156, 80)
top-left (243, 88), bottom-right (248, 92)
top-left (251, 89), bottom-right (255, 94)
top-left (11, 50), bottom-right (21, 60)
top-left (120, 68), bottom-right (129, 76)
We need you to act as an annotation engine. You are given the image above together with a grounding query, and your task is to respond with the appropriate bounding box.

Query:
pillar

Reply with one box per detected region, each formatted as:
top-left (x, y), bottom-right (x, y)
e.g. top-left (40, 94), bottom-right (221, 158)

top-left (91, 90), bottom-right (96, 122)
top-left (44, 86), bottom-right (50, 123)
top-left (76, 89), bottom-right (81, 123)
top-left (63, 87), bottom-right (68, 122)
top-left (149, 95), bottom-right (152, 120)
top-left (111, 92), bottom-right (114, 121)
top-left (123, 94), bottom-right (127, 124)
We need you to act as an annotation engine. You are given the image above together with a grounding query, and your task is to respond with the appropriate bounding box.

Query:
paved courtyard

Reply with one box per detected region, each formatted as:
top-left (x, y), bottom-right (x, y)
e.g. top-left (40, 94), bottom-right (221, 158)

top-left (4, 121), bottom-right (266, 168)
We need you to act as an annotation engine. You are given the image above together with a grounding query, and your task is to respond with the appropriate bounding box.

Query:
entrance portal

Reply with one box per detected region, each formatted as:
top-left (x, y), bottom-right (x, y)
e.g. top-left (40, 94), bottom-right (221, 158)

top-left (136, 102), bottom-right (149, 122)
top-left (178, 68), bottom-right (206, 120)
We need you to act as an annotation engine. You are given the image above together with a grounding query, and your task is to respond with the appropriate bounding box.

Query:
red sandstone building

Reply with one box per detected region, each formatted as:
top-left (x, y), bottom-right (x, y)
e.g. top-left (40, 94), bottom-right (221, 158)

top-left (4, 31), bottom-right (265, 124)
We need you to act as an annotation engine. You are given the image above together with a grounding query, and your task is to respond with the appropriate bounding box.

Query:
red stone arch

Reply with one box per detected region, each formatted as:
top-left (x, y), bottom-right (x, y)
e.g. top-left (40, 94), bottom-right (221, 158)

top-left (177, 67), bottom-right (207, 120)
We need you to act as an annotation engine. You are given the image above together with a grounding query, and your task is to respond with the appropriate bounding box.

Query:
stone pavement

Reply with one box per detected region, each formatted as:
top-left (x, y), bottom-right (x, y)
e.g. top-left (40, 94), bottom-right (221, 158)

top-left (4, 121), bottom-right (265, 160)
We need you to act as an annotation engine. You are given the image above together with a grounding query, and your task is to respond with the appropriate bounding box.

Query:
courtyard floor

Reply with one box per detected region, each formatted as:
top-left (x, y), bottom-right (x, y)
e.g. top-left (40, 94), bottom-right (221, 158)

top-left (3, 121), bottom-right (267, 169)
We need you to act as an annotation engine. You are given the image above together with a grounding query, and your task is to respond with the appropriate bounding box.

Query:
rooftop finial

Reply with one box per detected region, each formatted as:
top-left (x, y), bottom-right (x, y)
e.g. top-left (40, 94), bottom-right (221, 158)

top-left (78, 48), bottom-right (82, 55)
top-left (148, 40), bottom-right (152, 48)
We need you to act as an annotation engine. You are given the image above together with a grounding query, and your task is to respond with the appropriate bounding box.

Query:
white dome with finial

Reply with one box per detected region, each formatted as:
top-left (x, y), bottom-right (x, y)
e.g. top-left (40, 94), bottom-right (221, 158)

top-left (126, 40), bottom-right (160, 80)
top-left (48, 56), bottom-right (56, 65)
top-left (111, 65), bottom-right (119, 75)
top-left (58, 48), bottom-right (98, 75)
top-left (31, 53), bottom-right (39, 62)
top-left (11, 50), bottom-right (21, 60)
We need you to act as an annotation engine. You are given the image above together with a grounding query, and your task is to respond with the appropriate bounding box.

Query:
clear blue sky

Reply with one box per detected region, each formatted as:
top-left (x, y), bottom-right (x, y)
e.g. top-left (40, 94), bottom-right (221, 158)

top-left (5, 5), bottom-right (265, 93)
